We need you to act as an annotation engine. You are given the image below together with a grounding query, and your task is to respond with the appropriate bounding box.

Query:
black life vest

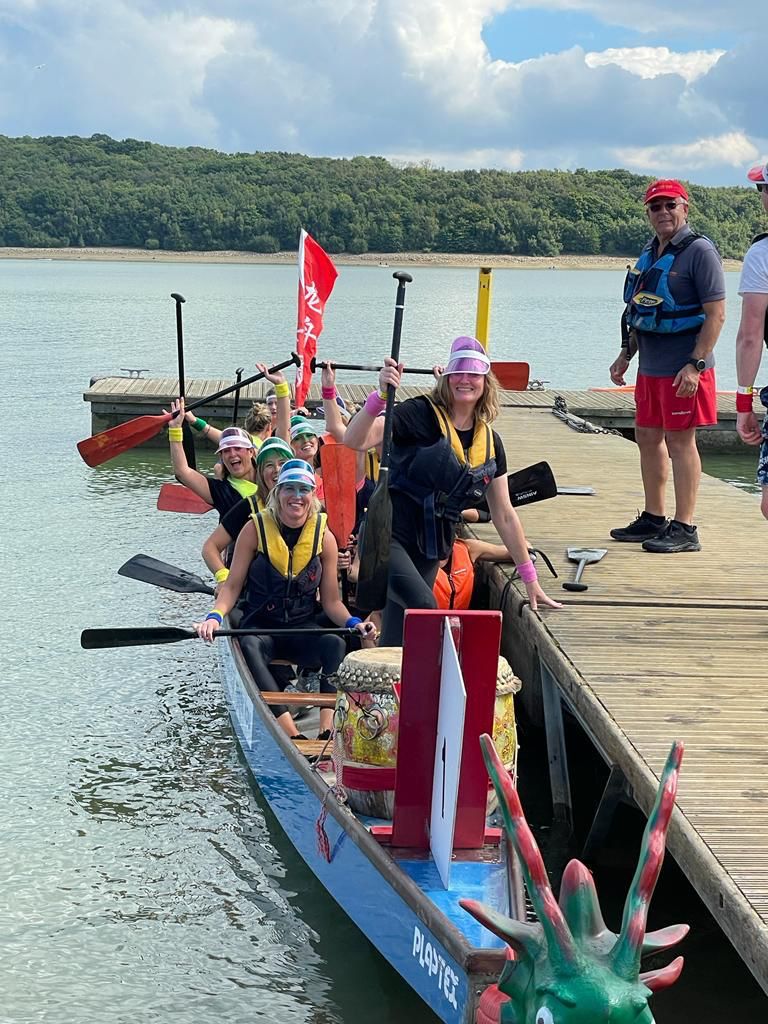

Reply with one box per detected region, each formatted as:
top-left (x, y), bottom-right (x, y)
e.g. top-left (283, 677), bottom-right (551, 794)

top-left (241, 510), bottom-right (326, 627)
top-left (389, 398), bottom-right (496, 559)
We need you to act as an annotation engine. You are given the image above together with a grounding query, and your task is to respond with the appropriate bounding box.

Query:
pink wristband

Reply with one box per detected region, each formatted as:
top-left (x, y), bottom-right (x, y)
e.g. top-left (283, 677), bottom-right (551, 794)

top-left (322, 386), bottom-right (337, 400)
top-left (364, 390), bottom-right (387, 416)
top-left (516, 559), bottom-right (537, 584)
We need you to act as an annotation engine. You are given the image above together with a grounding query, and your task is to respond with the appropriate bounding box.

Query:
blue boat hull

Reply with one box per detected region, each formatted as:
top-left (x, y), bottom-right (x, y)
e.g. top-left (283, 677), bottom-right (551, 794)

top-left (219, 636), bottom-right (505, 1023)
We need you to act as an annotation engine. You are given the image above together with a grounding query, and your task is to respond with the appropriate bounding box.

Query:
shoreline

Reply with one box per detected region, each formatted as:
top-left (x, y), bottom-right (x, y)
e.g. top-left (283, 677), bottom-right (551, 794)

top-left (0, 246), bottom-right (743, 272)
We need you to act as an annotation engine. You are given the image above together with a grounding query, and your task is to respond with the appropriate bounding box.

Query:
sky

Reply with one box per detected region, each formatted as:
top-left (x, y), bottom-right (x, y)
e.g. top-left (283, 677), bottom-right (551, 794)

top-left (0, 0), bottom-right (764, 185)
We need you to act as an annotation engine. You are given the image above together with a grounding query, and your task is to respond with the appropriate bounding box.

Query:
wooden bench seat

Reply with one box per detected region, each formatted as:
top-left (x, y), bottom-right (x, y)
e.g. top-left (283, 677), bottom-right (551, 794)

top-left (292, 739), bottom-right (333, 757)
top-left (261, 692), bottom-right (337, 708)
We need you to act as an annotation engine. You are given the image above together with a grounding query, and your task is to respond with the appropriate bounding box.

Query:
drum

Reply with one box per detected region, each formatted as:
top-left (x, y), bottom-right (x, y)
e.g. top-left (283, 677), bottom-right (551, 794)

top-left (335, 647), bottom-right (520, 819)
top-left (336, 647), bottom-right (401, 819)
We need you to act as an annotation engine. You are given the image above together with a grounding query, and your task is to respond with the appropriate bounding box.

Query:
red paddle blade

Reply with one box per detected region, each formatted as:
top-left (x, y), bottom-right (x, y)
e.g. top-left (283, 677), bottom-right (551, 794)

top-left (157, 482), bottom-right (214, 514)
top-left (491, 361), bottom-right (530, 391)
top-left (320, 444), bottom-right (357, 546)
top-left (77, 413), bottom-right (171, 467)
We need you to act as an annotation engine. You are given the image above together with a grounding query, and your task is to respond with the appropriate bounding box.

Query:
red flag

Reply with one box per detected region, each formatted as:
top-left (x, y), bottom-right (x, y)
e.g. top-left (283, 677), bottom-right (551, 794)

top-left (295, 230), bottom-right (338, 409)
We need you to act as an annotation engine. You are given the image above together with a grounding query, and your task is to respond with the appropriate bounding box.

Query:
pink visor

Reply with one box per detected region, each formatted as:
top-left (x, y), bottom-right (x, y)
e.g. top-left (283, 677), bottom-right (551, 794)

top-left (748, 163), bottom-right (768, 185)
top-left (443, 336), bottom-right (491, 376)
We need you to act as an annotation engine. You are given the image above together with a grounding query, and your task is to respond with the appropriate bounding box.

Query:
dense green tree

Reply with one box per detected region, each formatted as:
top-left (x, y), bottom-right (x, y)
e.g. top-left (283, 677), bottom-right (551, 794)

top-left (0, 134), bottom-right (759, 258)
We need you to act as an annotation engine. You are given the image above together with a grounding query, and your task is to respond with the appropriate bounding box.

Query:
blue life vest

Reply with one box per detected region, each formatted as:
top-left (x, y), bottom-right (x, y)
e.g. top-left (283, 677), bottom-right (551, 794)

top-left (241, 511), bottom-right (326, 627)
top-left (623, 232), bottom-right (706, 336)
top-left (389, 399), bottom-right (496, 560)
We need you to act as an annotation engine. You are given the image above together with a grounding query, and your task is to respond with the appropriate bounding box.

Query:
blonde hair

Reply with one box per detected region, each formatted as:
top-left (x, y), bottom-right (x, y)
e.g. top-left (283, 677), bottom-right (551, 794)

top-left (244, 402), bottom-right (272, 436)
top-left (265, 484), bottom-right (322, 521)
top-left (430, 370), bottom-right (500, 424)
top-left (255, 454), bottom-right (288, 505)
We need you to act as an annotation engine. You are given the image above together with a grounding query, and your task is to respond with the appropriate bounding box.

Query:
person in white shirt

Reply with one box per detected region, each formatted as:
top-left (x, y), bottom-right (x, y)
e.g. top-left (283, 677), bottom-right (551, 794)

top-left (735, 162), bottom-right (768, 520)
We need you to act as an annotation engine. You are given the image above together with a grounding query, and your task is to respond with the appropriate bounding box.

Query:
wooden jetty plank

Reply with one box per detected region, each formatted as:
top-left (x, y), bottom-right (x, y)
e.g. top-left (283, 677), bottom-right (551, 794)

top-left (473, 405), bottom-right (768, 994)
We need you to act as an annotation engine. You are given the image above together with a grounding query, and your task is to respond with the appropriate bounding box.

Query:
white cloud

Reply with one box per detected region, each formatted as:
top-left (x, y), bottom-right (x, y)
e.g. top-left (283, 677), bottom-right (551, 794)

top-left (387, 147), bottom-right (525, 171)
top-left (0, 0), bottom-right (764, 183)
top-left (614, 132), bottom-right (759, 172)
top-left (585, 46), bottom-right (724, 83)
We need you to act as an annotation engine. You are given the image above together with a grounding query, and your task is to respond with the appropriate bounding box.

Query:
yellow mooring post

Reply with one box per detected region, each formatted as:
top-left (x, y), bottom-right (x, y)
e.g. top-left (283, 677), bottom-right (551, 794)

top-left (474, 267), bottom-right (492, 351)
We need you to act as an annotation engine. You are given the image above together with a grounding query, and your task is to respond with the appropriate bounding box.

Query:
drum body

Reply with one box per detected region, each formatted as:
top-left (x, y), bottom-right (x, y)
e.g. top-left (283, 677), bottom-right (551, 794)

top-left (336, 647), bottom-right (520, 819)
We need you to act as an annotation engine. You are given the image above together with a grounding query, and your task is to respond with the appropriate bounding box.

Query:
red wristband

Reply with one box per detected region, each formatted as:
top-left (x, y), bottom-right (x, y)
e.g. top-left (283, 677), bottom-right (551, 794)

top-left (736, 392), bottom-right (754, 413)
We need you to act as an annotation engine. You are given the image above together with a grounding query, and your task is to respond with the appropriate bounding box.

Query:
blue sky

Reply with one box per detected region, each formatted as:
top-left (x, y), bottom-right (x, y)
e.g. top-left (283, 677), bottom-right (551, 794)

top-left (0, 0), bottom-right (764, 186)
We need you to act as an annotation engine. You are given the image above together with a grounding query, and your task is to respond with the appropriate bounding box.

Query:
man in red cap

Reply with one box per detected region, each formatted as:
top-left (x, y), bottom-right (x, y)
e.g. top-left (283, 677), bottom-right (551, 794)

top-left (609, 178), bottom-right (726, 552)
top-left (734, 162), bottom-right (768, 520)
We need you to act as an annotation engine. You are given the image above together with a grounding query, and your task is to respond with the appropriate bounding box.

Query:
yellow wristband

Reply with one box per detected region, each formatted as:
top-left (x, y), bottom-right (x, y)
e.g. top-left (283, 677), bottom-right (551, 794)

top-left (378, 388), bottom-right (388, 400)
top-left (168, 427), bottom-right (184, 442)
top-left (274, 381), bottom-right (290, 399)
top-left (214, 568), bottom-right (230, 584)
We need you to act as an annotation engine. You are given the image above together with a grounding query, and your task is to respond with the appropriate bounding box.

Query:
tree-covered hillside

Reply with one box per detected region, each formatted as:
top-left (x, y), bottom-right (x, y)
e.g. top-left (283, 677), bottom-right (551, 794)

top-left (0, 134), bottom-right (762, 258)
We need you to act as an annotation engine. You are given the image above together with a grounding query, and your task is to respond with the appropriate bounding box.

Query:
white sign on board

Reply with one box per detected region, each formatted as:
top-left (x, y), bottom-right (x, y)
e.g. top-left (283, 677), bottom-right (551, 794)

top-left (429, 623), bottom-right (467, 889)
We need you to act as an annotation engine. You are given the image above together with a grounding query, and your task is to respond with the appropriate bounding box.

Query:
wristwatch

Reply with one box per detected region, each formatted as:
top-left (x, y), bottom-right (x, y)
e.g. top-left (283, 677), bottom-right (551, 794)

top-left (687, 358), bottom-right (706, 372)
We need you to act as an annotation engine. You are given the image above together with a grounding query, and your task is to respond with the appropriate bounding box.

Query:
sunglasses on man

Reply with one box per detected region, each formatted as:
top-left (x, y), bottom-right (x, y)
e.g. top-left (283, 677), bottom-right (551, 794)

top-left (757, 183), bottom-right (768, 193)
top-left (647, 199), bottom-right (685, 212)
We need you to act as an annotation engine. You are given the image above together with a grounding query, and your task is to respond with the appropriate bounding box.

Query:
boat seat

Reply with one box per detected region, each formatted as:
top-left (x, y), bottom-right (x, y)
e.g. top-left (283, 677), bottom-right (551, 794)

top-left (292, 739), bottom-right (333, 757)
top-left (262, 692), bottom-right (337, 708)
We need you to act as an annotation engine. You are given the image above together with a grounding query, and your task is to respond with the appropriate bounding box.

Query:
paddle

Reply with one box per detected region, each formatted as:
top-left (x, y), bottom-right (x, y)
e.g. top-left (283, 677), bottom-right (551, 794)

top-left (507, 461), bottom-right (558, 507)
top-left (231, 366), bottom-right (245, 424)
top-left (156, 482), bottom-right (214, 514)
top-left (78, 352), bottom-right (300, 467)
top-left (310, 358), bottom-right (530, 391)
top-left (81, 626), bottom-right (359, 649)
top-left (320, 443), bottom-right (358, 603)
top-left (355, 271), bottom-right (412, 610)
top-left (563, 547), bottom-right (607, 593)
top-left (118, 553), bottom-right (216, 594)
top-left (171, 292), bottom-right (196, 469)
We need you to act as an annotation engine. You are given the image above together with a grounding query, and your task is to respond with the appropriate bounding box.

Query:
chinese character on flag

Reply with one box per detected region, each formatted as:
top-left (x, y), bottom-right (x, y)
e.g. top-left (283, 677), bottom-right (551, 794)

top-left (294, 230), bottom-right (338, 409)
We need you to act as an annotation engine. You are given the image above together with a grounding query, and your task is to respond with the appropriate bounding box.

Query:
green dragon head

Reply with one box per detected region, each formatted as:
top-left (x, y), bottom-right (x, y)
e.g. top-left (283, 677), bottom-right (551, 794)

top-left (462, 736), bottom-right (687, 1024)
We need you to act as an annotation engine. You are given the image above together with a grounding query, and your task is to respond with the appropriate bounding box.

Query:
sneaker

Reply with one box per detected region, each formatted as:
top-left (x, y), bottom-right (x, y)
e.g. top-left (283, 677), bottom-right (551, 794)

top-left (296, 668), bottom-right (321, 693)
top-left (610, 511), bottom-right (667, 543)
top-left (642, 521), bottom-right (701, 553)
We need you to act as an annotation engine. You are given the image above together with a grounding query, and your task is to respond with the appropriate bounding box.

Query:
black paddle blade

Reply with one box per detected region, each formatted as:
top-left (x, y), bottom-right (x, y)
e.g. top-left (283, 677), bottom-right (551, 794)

top-left (117, 554), bottom-right (215, 595)
top-left (81, 627), bottom-right (197, 649)
top-left (355, 472), bottom-right (392, 612)
top-left (507, 461), bottom-right (558, 507)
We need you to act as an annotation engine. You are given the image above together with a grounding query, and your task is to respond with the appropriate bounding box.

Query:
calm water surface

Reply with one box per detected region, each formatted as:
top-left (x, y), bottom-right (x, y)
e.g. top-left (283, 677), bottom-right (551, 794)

top-left (3, 259), bottom-right (764, 1023)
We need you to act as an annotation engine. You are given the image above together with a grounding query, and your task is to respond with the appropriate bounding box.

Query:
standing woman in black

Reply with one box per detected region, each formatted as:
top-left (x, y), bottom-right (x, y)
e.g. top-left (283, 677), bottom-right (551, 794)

top-left (344, 336), bottom-right (561, 644)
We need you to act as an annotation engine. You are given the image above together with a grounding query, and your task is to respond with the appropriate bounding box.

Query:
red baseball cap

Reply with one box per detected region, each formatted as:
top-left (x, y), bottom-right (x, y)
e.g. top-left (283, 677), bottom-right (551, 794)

top-left (747, 162), bottom-right (768, 185)
top-left (644, 179), bottom-right (689, 204)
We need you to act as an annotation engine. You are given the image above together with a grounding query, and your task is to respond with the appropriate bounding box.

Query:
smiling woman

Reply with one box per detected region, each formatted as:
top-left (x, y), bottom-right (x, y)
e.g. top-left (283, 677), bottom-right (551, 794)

top-left (193, 458), bottom-right (375, 738)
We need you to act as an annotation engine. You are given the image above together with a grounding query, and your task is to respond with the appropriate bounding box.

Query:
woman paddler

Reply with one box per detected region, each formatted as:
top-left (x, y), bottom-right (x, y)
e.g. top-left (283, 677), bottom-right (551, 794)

top-left (167, 399), bottom-right (258, 518)
top-left (194, 459), bottom-right (376, 740)
top-left (344, 336), bottom-right (562, 644)
top-left (201, 437), bottom-right (294, 588)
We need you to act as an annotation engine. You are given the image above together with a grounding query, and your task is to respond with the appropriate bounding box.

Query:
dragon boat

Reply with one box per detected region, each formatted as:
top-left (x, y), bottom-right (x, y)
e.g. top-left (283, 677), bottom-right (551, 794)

top-left (216, 606), bottom-right (688, 1024)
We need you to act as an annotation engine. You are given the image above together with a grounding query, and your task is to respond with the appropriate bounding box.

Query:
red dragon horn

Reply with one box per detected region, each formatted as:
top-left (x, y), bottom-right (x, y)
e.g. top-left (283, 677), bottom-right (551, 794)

top-left (478, 733), bottom-right (580, 972)
top-left (612, 741), bottom-right (684, 981)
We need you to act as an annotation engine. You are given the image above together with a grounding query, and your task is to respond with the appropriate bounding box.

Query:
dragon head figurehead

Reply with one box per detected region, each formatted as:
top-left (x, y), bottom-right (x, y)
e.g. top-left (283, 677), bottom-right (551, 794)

top-left (462, 736), bottom-right (687, 1024)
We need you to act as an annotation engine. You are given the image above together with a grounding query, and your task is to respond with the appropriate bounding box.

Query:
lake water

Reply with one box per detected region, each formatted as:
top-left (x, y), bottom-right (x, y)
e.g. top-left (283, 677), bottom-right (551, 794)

top-left (4, 258), bottom-right (764, 1023)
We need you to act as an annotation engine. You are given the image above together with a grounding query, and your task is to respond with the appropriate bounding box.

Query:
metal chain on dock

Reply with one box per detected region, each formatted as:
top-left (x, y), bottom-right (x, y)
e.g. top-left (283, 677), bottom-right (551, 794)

top-left (552, 394), bottom-right (623, 436)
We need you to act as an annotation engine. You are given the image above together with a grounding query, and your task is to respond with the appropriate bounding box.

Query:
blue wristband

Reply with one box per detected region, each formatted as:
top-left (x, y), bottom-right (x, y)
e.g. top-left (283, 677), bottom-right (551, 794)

top-left (345, 616), bottom-right (363, 629)
top-left (206, 611), bottom-right (223, 624)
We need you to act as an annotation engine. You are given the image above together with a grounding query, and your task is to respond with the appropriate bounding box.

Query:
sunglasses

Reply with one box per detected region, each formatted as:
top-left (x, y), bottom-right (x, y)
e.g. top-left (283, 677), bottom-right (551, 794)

top-left (757, 183), bottom-right (768, 193)
top-left (647, 200), bottom-right (684, 212)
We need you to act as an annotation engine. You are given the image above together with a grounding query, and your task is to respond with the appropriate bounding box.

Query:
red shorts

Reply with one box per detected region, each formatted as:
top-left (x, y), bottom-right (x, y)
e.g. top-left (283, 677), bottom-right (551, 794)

top-left (634, 369), bottom-right (717, 431)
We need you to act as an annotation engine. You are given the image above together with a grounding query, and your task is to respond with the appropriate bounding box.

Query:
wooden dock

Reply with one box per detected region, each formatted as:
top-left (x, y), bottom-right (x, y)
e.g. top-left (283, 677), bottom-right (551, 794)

top-left (471, 404), bottom-right (768, 995)
top-left (83, 376), bottom-right (744, 450)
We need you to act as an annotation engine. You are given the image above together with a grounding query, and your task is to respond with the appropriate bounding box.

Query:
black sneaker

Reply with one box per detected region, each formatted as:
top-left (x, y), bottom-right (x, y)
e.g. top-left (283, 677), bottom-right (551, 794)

top-left (610, 511), bottom-right (667, 543)
top-left (642, 521), bottom-right (701, 553)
